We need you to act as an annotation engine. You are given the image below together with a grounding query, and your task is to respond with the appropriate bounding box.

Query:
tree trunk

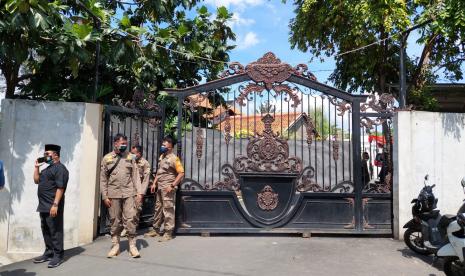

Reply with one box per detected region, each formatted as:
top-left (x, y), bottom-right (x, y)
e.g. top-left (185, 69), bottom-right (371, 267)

top-left (409, 33), bottom-right (439, 92)
top-left (1, 62), bottom-right (20, 99)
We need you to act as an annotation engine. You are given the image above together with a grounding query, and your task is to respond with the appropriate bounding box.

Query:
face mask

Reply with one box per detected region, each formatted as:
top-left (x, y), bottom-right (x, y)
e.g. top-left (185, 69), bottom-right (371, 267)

top-left (46, 156), bottom-right (53, 165)
top-left (160, 146), bottom-right (168, 154)
top-left (130, 154), bottom-right (138, 160)
top-left (119, 144), bottom-right (127, 152)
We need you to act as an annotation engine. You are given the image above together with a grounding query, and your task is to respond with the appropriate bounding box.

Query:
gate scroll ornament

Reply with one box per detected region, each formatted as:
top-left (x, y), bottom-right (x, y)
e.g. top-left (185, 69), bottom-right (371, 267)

top-left (222, 52), bottom-right (318, 108)
top-left (296, 166), bottom-right (355, 193)
top-left (112, 89), bottom-right (162, 127)
top-left (233, 114), bottom-right (302, 174)
top-left (212, 114), bottom-right (303, 191)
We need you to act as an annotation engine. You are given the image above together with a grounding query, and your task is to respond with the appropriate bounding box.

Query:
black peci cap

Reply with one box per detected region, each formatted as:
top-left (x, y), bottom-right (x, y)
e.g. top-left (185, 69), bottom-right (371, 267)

top-left (45, 144), bottom-right (61, 153)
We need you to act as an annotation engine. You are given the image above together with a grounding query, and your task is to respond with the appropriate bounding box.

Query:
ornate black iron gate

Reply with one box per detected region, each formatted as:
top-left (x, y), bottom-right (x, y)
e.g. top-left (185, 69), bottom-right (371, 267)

top-left (166, 53), bottom-right (395, 235)
top-left (98, 102), bottom-right (164, 234)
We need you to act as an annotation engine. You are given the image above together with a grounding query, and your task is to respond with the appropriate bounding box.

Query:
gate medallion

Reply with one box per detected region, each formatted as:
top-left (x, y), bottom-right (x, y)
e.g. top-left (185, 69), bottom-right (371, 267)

top-left (257, 185), bottom-right (279, 211)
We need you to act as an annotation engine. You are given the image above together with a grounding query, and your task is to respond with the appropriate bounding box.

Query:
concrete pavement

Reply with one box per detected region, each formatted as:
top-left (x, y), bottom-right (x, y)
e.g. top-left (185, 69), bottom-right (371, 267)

top-left (0, 235), bottom-right (443, 276)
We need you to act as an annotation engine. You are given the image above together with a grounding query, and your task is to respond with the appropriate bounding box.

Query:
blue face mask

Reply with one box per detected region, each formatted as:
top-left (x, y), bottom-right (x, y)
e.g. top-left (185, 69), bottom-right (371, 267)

top-left (46, 156), bottom-right (53, 165)
top-left (160, 146), bottom-right (168, 154)
top-left (118, 144), bottom-right (127, 152)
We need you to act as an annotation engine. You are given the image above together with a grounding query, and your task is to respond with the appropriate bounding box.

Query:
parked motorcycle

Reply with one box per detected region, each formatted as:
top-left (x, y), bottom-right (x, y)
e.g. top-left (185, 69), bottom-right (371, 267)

top-left (403, 174), bottom-right (455, 255)
top-left (437, 178), bottom-right (465, 276)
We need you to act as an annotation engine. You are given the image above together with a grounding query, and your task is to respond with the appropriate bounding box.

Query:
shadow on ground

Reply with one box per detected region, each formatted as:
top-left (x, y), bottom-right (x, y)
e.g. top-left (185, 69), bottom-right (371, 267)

top-left (63, 246), bottom-right (86, 263)
top-left (398, 248), bottom-right (443, 273)
top-left (0, 246), bottom-right (86, 276)
top-left (0, 269), bottom-right (37, 276)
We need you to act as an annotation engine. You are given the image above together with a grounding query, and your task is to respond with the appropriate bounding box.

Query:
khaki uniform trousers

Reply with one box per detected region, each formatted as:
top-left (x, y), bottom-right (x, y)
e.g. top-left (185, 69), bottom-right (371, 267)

top-left (109, 196), bottom-right (137, 237)
top-left (134, 199), bottom-right (143, 226)
top-left (152, 187), bottom-right (176, 232)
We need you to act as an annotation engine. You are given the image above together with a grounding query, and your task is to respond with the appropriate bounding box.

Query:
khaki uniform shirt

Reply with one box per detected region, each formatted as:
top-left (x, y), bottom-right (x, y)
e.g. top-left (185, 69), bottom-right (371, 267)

top-left (100, 151), bottom-right (142, 200)
top-left (156, 153), bottom-right (184, 188)
top-left (136, 157), bottom-right (151, 193)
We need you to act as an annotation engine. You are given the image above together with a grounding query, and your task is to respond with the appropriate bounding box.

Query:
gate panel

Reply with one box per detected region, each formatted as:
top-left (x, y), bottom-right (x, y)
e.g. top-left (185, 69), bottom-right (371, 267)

top-left (99, 105), bottom-right (164, 234)
top-left (167, 52), bottom-right (394, 235)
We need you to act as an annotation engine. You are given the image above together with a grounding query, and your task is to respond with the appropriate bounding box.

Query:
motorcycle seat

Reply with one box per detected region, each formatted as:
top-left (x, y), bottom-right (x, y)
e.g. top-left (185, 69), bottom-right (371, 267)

top-left (419, 210), bottom-right (440, 220)
top-left (438, 214), bottom-right (456, 229)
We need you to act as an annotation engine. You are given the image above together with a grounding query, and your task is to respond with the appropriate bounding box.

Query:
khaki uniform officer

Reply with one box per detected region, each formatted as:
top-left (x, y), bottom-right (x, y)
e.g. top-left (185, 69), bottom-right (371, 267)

top-left (120, 145), bottom-right (151, 238)
top-left (145, 136), bottom-right (184, 241)
top-left (100, 134), bottom-right (143, 258)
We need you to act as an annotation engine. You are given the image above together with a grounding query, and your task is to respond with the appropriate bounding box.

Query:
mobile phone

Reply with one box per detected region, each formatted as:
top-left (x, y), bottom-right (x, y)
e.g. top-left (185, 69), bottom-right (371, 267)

top-left (37, 157), bottom-right (46, 163)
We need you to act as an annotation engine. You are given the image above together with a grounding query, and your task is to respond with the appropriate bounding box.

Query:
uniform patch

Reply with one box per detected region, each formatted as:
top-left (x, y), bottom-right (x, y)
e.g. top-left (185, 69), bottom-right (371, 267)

top-left (174, 157), bottom-right (184, 174)
top-left (105, 156), bottom-right (114, 164)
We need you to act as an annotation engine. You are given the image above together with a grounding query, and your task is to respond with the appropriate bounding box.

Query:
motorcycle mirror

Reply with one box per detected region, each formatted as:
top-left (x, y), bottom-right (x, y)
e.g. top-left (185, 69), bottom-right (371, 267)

top-left (425, 174), bottom-right (429, 181)
top-left (461, 177), bottom-right (465, 188)
top-left (431, 184), bottom-right (436, 188)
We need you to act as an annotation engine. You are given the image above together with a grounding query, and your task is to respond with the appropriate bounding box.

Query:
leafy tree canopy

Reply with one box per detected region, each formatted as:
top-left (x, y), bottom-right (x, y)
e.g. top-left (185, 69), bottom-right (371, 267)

top-left (289, 0), bottom-right (465, 110)
top-left (0, 0), bottom-right (235, 103)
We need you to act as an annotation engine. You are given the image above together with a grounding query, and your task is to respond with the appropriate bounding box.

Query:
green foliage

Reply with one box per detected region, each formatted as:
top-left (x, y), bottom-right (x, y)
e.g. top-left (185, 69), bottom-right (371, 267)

top-left (282, 108), bottom-right (335, 140)
top-left (0, 0), bottom-right (236, 105)
top-left (407, 87), bottom-right (439, 111)
top-left (289, 0), bottom-right (465, 110)
top-left (234, 129), bottom-right (254, 139)
top-left (310, 107), bottom-right (334, 140)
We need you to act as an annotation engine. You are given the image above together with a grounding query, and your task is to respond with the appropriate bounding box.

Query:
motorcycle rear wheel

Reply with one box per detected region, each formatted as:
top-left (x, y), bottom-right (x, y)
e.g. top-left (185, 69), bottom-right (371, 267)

top-left (403, 228), bottom-right (431, 255)
top-left (444, 257), bottom-right (465, 276)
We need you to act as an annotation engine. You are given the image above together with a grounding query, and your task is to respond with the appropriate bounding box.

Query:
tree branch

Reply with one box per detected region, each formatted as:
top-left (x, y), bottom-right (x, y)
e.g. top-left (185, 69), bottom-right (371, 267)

top-left (17, 74), bottom-right (34, 82)
top-left (409, 33), bottom-right (439, 91)
top-left (116, 1), bottom-right (138, 5)
top-left (433, 58), bottom-right (465, 74)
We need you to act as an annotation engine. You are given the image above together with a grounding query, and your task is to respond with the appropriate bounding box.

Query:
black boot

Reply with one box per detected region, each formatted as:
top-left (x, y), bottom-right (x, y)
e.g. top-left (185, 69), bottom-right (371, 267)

top-left (33, 253), bottom-right (53, 264)
top-left (47, 256), bottom-right (64, 268)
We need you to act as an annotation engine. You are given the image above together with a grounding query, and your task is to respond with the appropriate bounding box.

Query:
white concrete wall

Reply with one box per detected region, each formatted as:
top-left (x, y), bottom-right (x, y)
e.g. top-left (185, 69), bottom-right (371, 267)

top-left (0, 99), bottom-right (102, 264)
top-left (394, 111), bottom-right (465, 239)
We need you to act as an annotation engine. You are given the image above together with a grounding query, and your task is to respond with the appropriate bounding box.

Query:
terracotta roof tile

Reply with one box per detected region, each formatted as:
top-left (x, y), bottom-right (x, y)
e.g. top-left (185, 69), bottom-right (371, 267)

top-left (217, 113), bottom-right (302, 136)
top-left (204, 104), bottom-right (241, 119)
top-left (186, 94), bottom-right (212, 109)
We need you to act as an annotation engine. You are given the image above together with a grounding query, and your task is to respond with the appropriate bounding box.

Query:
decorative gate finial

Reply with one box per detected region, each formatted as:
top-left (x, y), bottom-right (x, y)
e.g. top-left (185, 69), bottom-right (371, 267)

top-left (245, 52), bottom-right (293, 90)
top-left (220, 52), bottom-right (317, 83)
top-left (220, 52), bottom-right (321, 109)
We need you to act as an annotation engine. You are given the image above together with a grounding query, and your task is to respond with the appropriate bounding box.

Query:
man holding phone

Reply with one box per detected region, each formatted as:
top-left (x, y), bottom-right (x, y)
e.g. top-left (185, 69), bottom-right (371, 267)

top-left (33, 144), bottom-right (69, 268)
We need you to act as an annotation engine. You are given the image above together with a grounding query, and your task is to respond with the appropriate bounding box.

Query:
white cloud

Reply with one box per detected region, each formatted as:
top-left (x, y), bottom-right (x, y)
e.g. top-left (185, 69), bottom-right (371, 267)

top-left (265, 3), bottom-right (278, 14)
top-left (237, 32), bottom-right (260, 50)
top-left (204, 0), bottom-right (264, 9)
top-left (228, 12), bottom-right (255, 28)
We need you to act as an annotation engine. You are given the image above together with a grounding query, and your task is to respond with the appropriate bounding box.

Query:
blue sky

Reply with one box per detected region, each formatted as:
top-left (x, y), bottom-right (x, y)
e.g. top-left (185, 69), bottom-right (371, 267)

top-left (206, 0), bottom-right (337, 82)
top-left (203, 0), bottom-right (461, 85)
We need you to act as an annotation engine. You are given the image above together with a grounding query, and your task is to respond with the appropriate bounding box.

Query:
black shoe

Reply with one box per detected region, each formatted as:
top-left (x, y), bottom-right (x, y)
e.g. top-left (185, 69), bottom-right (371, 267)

top-left (33, 255), bottom-right (52, 263)
top-left (47, 257), bottom-right (64, 268)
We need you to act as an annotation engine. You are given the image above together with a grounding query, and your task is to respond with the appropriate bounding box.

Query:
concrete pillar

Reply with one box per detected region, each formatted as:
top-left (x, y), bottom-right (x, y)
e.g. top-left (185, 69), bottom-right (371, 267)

top-left (0, 99), bottom-right (103, 264)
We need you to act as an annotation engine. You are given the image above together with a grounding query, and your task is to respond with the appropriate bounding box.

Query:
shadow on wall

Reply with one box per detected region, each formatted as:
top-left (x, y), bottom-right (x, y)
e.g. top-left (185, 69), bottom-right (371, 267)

top-left (441, 113), bottom-right (465, 142)
top-left (0, 100), bottom-right (86, 224)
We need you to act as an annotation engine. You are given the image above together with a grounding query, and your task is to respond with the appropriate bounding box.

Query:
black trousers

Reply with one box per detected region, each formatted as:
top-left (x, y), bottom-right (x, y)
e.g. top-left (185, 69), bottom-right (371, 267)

top-left (40, 211), bottom-right (64, 259)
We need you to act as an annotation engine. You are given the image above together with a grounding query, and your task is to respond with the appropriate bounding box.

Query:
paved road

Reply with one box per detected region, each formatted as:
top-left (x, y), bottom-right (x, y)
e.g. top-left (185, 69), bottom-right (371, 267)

top-left (0, 235), bottom-right (443, 276)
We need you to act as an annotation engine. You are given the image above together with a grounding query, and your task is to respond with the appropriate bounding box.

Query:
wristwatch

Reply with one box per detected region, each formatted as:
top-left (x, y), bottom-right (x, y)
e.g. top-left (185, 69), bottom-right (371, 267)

top-left (52, 203), bottom-right (58, 207)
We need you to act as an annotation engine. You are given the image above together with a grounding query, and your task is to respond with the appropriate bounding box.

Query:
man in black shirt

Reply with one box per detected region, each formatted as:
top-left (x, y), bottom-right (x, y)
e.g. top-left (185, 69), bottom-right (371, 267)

top-left (33, 144), bottom-right (69, 268)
